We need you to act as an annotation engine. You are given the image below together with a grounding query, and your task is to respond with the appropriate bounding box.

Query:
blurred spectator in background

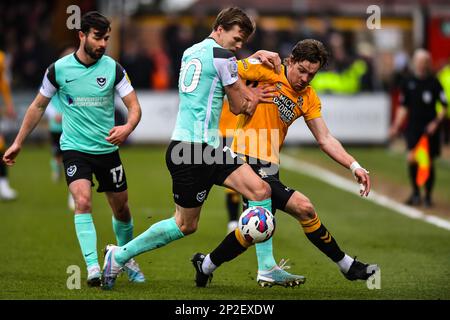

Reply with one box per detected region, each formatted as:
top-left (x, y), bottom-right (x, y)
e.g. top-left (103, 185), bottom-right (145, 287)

top-left (437, 59), bottom-right (450, 145)
top-left (0, 47), bottom-right (17, 200)
top-left (389, 49), bottom-right (448, 208)
top-left (311, 31), bottom-right (373, 94)
top-left (164, 16), bottom-right (195, 89)
top-left (120, 36), bottom-right (155, 89)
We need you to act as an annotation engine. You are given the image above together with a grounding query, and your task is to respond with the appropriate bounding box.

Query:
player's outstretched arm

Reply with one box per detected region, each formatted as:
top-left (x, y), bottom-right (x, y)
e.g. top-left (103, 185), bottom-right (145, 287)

top-left (106, 91), bottom-right (142, 146)
top-left (3, 93), bottom-right (50, 165)
top-left (306, 117), bottom-right (371, 197)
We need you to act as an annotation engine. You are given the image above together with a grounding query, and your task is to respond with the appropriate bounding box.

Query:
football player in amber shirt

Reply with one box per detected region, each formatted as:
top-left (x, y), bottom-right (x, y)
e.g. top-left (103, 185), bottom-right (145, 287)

top-left (216, 39), bottom-right (379, 285)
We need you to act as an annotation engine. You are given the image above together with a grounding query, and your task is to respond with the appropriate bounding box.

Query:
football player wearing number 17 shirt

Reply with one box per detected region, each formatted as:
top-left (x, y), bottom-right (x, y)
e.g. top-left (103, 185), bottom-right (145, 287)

top-left (3, 11), bottom-right (145, 286)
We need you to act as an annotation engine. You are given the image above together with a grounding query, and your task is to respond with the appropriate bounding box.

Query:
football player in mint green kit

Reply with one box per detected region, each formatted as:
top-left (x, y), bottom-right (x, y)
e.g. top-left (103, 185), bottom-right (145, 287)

top-left (102, 7), bottom-right (304, 290)
top-left (3, 12), bottom-right (144, 287)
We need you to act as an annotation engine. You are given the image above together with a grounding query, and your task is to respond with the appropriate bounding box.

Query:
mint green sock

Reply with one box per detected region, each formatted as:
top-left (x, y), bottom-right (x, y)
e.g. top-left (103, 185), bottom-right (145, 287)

top-left (115, 217), bottom-right (184, 265)
top-left (50, 158), bottom-right (59, 173)
top-left (74, 214), bottom-right (99, 268)
top-left (248, 199), bottom-right (277, 271)
top-left (112, 216), bottom-right (133, 246)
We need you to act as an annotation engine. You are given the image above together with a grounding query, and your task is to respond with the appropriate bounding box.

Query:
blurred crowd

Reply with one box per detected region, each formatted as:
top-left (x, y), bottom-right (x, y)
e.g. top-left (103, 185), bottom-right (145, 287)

top-left (0, 2), bottom-right (449, 108)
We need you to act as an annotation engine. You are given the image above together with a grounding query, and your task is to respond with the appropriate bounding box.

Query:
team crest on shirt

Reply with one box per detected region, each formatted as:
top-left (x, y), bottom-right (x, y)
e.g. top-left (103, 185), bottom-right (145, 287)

top-left (276, 82), bottom-right (283, 90)
top-left (97, 77), bottom-right (107, 87)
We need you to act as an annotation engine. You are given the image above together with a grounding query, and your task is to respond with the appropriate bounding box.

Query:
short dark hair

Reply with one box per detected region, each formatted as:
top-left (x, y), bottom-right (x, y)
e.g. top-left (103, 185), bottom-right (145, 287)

top-left (212, 7), bottom-right (255, 40)
top-left (289, 39), bottom-right (329, 68)
top-left (80, 11), bottom-right (111, 36)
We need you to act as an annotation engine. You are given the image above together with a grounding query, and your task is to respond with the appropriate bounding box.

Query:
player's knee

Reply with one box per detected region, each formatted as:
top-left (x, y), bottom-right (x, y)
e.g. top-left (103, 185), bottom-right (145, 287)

top-left (252, 180), bottom-right (271, 201)
top-left (179, 223), bottom-right (198, 235)
top-left (294, 197), bottom-right (316, 220)
top-left (75, 196), bottom-right (91, 212)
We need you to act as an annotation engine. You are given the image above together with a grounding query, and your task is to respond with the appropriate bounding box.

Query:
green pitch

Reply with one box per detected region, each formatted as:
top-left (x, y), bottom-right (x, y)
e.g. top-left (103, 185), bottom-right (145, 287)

top-left (0, 145), bottom-right (449, 300)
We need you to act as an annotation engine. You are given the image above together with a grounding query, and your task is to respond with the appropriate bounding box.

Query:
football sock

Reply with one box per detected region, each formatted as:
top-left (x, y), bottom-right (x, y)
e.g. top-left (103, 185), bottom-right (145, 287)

top-left (112, 216), bottom-right (133, 246)
top-left (226, 190), bottom-right (240, 221)
top-left (74, 213), bottom-right (99, 268)
top-left (201, 254), bottom-right (217, 275)
top-left (408, 163), bottom-right (419, 195)
top-left (300, 214), bottom-right (345, 262)
top-left (249, 199), bottom-right (277, 271)
top-left (209, 198), bottom-right (272, 267)
top-left (50, 158), bottom-right (59, 175)
top-left (0, 153), bottom-right (6, 177)
top-left (337, 254), bottom-right (354, 273)
top-left (209, 229), bottom-right (249, 267)
top-left (114, 217), bottom-right (184, 265)
top-left (255, 237), bottom-right (277, 271)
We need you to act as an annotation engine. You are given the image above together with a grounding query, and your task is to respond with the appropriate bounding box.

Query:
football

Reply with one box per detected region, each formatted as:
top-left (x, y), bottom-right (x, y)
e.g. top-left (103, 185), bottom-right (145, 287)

top-left (238, 206), bottom-right (275, 244)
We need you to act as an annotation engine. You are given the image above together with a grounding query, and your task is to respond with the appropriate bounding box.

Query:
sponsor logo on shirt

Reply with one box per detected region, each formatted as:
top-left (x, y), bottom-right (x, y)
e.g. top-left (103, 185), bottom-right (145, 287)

top-left (273, 94), bottom-right (298, 123)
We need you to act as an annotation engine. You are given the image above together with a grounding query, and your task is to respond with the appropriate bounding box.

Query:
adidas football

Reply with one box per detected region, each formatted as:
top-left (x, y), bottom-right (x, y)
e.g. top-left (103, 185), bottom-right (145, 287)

top-left (238, 206), bottom-right (275, 244)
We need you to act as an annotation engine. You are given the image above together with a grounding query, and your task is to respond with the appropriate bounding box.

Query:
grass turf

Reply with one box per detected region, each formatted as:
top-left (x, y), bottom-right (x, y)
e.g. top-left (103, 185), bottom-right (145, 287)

top-left (0, 145), bottom-right (449, 300)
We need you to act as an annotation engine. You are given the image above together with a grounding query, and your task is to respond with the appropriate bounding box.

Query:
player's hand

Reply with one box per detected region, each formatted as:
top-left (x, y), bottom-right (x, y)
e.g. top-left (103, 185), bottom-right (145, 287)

top-left (354, 168), bottom-right (371, 197)
top-left (251, 50), bottom-right (281, 74)
top-left (425, 120), bottom-right (438, 136)
top-left (2, 143), bottom-right (21, 166)
top-left (388, 126), bottom-right (399, 140)
top-left (106, 124), bottom-right (132, 146)
top-left (252, 84), bottom-right (278, 104)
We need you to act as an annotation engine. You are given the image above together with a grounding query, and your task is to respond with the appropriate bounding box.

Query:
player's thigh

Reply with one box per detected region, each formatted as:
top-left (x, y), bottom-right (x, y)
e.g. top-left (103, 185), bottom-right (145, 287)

top-left (222, 163), bottom-right (270, 200)
top-left (92, 151), bottom-right (128, 193)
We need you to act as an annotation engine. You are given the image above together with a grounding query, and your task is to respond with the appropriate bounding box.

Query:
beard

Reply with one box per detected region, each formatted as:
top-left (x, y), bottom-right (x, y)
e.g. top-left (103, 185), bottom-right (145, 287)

top-left (84, 42), bottom-right (105, 60)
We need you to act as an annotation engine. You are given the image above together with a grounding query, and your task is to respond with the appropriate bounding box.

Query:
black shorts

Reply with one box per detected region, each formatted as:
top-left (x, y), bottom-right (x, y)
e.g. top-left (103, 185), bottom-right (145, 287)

top-left (405, 129), bottom-right (441, 158)
top-left (50, 132), bottom-right (62, 157)
top-left (62, 150), bottom-right (127, 193)
top-left (242, 157), bottom-right (295, 215)
top-left (166, 140), bottom-right (244, 208)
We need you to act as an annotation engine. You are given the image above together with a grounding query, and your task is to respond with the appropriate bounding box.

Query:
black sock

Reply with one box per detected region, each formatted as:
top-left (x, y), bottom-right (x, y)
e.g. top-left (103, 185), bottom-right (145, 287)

top-left (209, 231), bottom-right (248, 267)
top-left (408, 163), bottom-right (419, 195)
top-left (425, 163), bottom-right (435, 200)
top-left (0, 153), bottom-right (6, 177)
top-left (301, 216), bottom-right (345, 262)
top-left (226, 192), bottom-right (240, 221)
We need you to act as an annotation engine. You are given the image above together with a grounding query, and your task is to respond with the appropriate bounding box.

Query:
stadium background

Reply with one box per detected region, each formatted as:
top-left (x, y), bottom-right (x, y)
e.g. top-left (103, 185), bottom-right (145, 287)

top-left (0, 0), bottom-right (449, 301)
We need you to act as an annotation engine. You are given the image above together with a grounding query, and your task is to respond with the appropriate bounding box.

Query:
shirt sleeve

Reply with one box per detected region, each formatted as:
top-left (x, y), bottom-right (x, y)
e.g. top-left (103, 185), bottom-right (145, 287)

top-left (39, 63), bottom-right (58, 98)
top-left (115, 62), bottom-right (134, 98)
top-left (237, 58), bottom-right (278, 83)
top-left (303, 88), bottom-right (322, 121)
top-left (212, 47), bottom-right (238, 87)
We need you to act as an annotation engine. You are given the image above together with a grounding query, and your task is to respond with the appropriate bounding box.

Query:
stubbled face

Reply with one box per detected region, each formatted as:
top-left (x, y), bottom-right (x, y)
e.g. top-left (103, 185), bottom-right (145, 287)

top-left (216, 25), bottom-right (247, 53)
top-left (82, 28), bottom-right (110, 60)
top-left (286, 59), bottom-right (321, 92)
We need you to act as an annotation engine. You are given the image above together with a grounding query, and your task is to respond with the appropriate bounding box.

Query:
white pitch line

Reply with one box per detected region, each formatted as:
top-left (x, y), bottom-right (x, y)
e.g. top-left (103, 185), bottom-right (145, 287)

top-left (281, 154), bottom-right (450, 231)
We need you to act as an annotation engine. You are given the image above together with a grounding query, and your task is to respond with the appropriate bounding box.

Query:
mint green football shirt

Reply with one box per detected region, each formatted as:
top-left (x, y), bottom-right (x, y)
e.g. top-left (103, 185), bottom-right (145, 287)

top-left (40, 53), bottom-right (133, 154)
top-left (171, 38), bottom-right (239, 147)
